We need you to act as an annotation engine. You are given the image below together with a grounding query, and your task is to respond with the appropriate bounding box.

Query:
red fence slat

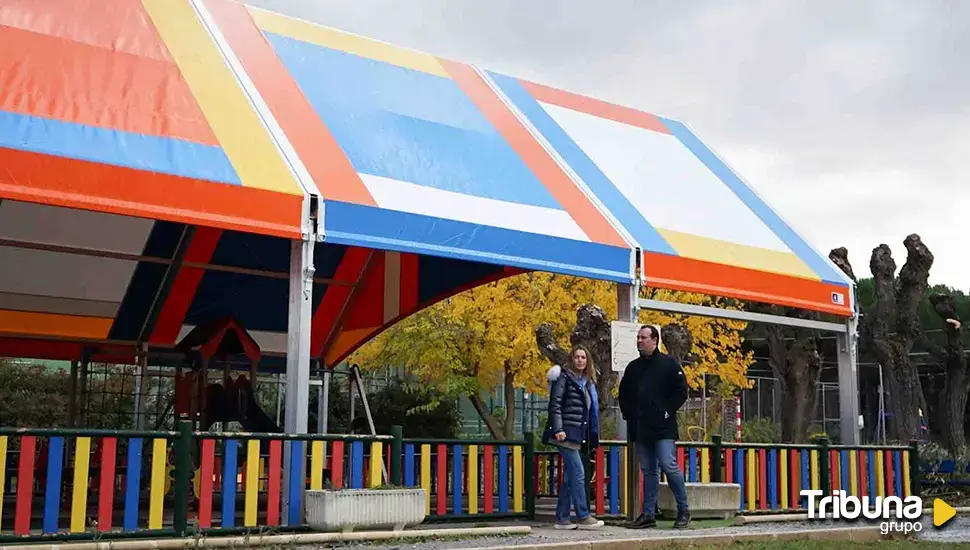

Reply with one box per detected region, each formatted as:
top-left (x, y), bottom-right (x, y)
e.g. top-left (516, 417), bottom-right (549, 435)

top-left (483, 445), bottom-right (494, 514)
top-left (436, 444), bottom-right (447, 516)
top-left (15, 436), bottom-right (36, 535)
top-left (98, 437), bottom-right (117, 531)
top-left (266, 440), bottom-right (282, 526)
top-left (199, 439), bottom-right (215, 528)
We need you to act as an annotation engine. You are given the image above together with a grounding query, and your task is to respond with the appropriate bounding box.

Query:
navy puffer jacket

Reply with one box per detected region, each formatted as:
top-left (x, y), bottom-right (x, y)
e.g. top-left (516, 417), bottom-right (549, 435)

top-left (543, 366), bottom-right (599, 448)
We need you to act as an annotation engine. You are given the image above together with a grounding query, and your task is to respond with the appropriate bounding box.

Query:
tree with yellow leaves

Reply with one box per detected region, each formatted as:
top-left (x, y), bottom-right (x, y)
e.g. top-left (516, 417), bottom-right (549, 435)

top-left (352, 273), bottom-right (754, 439)
top-left (639, 289), bottom-right (754, 393)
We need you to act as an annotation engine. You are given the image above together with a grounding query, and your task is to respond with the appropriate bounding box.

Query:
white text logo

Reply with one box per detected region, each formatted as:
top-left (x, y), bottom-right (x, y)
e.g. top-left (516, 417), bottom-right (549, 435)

top-left (802, 490), bottom-right (923, 535)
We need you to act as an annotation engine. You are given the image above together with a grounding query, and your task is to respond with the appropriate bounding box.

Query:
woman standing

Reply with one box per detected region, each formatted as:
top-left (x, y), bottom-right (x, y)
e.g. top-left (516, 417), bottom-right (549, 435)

top-left (543, 345), bottom-right (604, 530)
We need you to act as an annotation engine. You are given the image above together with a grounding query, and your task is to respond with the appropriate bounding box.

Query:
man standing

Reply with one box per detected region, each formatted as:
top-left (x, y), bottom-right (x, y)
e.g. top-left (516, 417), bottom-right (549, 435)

top-left (618, 325), bottom-right (690, 528)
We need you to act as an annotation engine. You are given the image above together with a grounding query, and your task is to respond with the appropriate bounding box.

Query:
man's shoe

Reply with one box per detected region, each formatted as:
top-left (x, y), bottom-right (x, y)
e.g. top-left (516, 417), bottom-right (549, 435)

top-left (554, 521), bottom-right (577, 530)
top-left (674, 509), bottom-right (691, 529)
top-left (629, 514), bottom-right (656, 529)
top-left (576, 516), bottom-right (605, 530)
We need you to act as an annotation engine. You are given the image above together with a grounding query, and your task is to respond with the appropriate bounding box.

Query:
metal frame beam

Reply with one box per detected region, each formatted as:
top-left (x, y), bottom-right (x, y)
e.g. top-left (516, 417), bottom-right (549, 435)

top-left (0, 238), bottom-right (349, 286)
top-left (636, 296), bottom-right (861, 446)
top-left (637, 299), bottom-right (848, 333)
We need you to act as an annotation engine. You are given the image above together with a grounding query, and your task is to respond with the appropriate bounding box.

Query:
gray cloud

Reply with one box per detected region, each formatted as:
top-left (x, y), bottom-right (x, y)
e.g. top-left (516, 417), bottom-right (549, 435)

top-left (245, 0), bottom-right (969, 287)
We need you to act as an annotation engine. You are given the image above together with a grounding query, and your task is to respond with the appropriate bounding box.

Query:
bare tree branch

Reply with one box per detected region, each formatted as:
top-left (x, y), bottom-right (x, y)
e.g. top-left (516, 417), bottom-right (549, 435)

top-left (535, 323), bottom-right (569, 367)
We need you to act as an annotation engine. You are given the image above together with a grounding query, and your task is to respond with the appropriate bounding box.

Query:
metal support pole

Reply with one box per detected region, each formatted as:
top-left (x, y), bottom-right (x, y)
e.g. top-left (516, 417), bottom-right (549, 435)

top-left (68, 360), bottom-right (79, 428)
top-left (817, 436), bottom-right (831, 496)
top-left (276, 373), bottom-right (284, 426)
top-left (283, 236), bottom-right (314, 524)
top-left (284, 237), bottom-right (314, 434)
top-left (349, 376), bottom-right (357, 434)
top-left (390, 425), bottom-right (403, 486)
top-left (878, 363), bottom-right (886, 444)
top-left (524, 432), bottom-right (536, 520)
top-left (836, 317), bottom-right (861, 444)
top-left (351, 364), bottom-right (387, 482)
top-left (320, 367), bottom-right (331, 434)
top-left (134, 344), bottom-right (149, 430)
top-left (616, 282), bottom-right (640, 521)
top-left (78, 352), bottom-right (90, 429)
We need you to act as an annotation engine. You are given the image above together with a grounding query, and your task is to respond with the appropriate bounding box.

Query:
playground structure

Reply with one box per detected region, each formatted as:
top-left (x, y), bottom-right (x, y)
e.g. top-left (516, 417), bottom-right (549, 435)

top-left (170, 317), bottom-right (280, 434)
top-left (0, 0), bottom-right (865, 539)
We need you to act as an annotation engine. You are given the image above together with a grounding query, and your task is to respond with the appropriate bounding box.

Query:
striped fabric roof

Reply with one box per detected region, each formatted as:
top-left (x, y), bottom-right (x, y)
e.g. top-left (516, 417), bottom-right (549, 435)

top-left (0, 0), bottom-right (852, 368)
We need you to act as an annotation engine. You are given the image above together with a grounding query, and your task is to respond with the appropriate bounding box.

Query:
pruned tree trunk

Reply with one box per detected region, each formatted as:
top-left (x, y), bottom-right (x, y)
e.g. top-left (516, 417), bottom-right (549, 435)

top-left (535, 304), bottom-right (615, 414)
top-left (502, 360), bottom-right (516, 439)
top-left (925, 294), bottom-right (968, 451)
top-left (867, 235), bottom-right (933, 442)
top-left (748, 303), bottom-right (822, 443)
top-left (775, 327), bottom-right (821, 443)
top-left (467, 359), bottom-right (517, 439)
top-left (661, 323), bottom-right (693, 364)
top-left (468, 394), bottom-right (504, 439)
top-left (747, 248), bottom-right (857, 443)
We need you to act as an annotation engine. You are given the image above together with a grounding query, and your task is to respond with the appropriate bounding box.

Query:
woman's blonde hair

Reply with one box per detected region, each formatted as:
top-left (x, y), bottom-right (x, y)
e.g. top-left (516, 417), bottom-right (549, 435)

top-left (568, 345), bottom-right (597, 384)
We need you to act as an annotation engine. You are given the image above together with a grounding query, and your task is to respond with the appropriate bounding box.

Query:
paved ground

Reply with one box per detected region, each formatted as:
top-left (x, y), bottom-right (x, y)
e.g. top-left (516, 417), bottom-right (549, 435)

top-left (308, 519), bottom-right (861, 549)
top-left (306, 513), bottom-right (969, 549)
top-left (915, 516), bottom-right (970, 543)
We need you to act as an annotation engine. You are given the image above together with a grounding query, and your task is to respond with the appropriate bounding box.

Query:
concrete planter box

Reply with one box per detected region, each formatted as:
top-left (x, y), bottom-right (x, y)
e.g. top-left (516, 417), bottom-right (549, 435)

top-left (305, 488), bottom-right (427, 532)
top-left (658, 482), bottom-right (741, 520)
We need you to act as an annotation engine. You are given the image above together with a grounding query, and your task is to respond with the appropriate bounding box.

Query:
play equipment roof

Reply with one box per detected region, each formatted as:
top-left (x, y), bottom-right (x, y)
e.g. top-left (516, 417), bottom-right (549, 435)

top-left (0, 0), bottom-right (853, 368)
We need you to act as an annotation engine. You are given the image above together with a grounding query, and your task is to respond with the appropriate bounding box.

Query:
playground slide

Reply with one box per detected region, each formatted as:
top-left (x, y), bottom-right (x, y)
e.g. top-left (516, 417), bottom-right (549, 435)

top-left (201, 376), bottom-right (281, 433)
top-left (236, 380), bottom-right (281, 433)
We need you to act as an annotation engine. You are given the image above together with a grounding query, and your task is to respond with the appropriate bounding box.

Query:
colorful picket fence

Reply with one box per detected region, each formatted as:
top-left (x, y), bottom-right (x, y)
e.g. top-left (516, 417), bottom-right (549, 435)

top-left (0, 429), bottom-right (180, 541)
top-left (534, 438), bottom-right (919, 516)
top-left (0, 425), bottom-right (921, 543)
top-left (400, 439), bottom-right (531, 519)
top-left (0, 426), bottom-right (531, 543)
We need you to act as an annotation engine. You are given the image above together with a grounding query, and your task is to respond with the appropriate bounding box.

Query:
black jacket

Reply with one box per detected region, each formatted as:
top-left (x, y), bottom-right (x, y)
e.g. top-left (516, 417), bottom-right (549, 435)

top-left (618, 350), bottom-right (688, 442)
top-left (543, 367), bottom-right (599, 448)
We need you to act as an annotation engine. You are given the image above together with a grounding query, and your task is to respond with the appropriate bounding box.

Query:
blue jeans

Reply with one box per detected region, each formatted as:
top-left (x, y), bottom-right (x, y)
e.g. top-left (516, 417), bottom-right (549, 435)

top-left (555, 447), bottom-right (591, 522)
top-left (637, 440), bottom-right (689, 516)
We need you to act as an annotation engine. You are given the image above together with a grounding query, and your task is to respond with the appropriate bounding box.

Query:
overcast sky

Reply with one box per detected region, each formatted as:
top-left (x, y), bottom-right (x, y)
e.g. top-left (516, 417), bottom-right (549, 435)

top-left (246, 0), bottom-right (969, 289)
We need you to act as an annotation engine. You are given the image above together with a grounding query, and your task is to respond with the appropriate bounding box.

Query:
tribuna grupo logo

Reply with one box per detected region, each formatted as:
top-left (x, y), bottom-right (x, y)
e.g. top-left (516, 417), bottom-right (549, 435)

top-left (802, 489), bottom-right (923, 534)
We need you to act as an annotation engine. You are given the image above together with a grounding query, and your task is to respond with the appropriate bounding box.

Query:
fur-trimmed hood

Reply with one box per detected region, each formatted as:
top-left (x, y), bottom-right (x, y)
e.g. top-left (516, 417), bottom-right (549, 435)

top-left (546, 365), bottom-right (563, 384)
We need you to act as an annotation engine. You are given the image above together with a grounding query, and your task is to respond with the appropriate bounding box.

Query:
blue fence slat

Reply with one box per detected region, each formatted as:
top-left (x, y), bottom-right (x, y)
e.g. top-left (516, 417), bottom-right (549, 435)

top-left (893, 451), bottom-right (903, 496)
top-left (222, 440), bottom-right (238, 529)
top-left (351, 441), bottom-right (364, 489)
top-left (404, 444), bottom-right (416, 487)
top-left (735, 449), bottom-right (744, 509)
top-left (867, 450), bottom-right (876, 497)
top-left (688, 447), bottom-right (698, 482)
top-left (123, 438), bottom-right (143, 532)
top-left (841, 450), bottom-right (850, 493)
top-left (287, 440), bottom-right (304, 526)
top-left (452, 444), bottom-right (463, 515)
top-left (609, 447), bottom-right (620, 515)
top-left (768, 449), bottom-right (778, 510)
top-left (43, 437), bottom-right (64, 534)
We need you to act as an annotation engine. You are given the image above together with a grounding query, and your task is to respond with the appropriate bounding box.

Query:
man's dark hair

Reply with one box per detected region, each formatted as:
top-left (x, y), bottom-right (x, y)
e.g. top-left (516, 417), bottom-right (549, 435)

top-left (639, 324), bottom-right (659, 341)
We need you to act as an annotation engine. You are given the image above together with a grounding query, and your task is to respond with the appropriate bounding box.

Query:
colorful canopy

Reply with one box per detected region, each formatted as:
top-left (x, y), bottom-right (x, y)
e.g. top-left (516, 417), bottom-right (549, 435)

top-left (0, 0), bottom-right (853, 367)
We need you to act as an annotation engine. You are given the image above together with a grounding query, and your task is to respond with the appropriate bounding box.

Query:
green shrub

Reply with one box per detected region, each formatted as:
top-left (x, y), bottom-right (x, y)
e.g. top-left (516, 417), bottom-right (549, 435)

top-left (740, 418), bottom-right (780, 443)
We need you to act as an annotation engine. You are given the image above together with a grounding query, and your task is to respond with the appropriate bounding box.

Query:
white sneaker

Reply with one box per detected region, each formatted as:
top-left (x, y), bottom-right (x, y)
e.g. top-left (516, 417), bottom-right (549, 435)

top-left (576, 516), bottom-right (605, 530)
top-left (554, 521), bottom-right (578, 530)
